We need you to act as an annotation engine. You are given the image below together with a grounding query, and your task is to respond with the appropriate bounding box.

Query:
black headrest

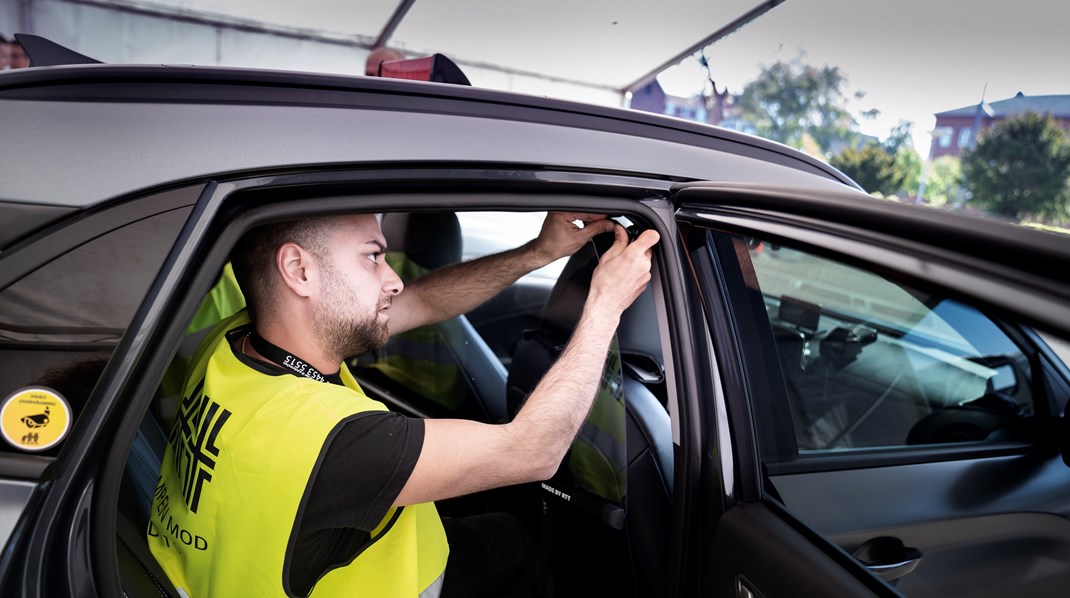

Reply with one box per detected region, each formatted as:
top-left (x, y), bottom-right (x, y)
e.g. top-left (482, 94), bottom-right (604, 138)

top-left (540, 239), bottom-right (600, 338)
top-left (539, 232), bottom-right (663, 365)
top-left (381, 212), bottom-right (462, 271)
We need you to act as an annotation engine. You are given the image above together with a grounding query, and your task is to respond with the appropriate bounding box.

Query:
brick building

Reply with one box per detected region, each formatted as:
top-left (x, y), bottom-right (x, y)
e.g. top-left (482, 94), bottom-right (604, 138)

top-left (929, 92), bottom-right (1070, 159)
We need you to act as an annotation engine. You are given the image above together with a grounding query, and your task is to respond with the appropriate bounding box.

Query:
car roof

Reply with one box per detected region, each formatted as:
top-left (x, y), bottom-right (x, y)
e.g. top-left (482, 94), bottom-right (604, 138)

top-left (0, 63), bottom-right (861, 212)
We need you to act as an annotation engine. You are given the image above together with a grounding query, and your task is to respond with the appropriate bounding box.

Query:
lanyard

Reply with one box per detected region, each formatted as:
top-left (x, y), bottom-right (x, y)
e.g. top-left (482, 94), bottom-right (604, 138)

top-left (247, 331), bottom-right (345, 387)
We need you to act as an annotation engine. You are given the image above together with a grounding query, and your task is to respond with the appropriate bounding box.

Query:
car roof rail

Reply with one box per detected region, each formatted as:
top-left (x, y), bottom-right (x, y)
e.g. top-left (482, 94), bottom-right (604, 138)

top-left (14, 33), bottom-right (103, 67)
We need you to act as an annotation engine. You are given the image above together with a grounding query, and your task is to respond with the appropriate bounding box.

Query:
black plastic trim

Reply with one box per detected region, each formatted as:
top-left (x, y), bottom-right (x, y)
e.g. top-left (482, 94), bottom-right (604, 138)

top-left (765, 441), bottom-right (1043, 475)
top-left (684, 230), bottom-right (761, 503)
top-left (675, 185), bottom-right (1070, 299)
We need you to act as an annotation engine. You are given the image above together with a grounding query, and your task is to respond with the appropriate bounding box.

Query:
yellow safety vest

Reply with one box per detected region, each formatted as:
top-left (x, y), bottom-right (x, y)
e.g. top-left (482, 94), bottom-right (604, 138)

top-left (156, 262), bottom-right (248, 425)
top-left (148, 312), bottom-right (448, 597)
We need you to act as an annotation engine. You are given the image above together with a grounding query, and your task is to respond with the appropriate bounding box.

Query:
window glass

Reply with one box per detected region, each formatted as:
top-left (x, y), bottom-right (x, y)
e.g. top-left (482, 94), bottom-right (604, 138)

top-left (957, 127), bottom-right (972, 148)
top-left (737, 237), bottom-right (1034, 452)
top-left (937, 128), bottom-right (952, 148)
top-left (351, 211), bottom-right (565, 421)
top-left (0, 207), bottom-right (191, 456)
top-left (457, 211), bottom-right (565, 284)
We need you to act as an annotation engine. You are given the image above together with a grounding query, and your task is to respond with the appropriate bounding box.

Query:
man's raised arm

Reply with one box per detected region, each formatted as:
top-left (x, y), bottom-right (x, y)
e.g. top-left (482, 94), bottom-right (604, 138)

top-left (387, 212), bottom-right (616, 335)
top-left (395, 226), bottom-right (660, 505)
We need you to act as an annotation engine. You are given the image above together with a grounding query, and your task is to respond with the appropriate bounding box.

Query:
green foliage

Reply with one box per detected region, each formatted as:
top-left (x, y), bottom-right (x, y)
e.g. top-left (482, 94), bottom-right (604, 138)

top-left (830, 144), bottom-right (902, 195)
top-left (830, 134), bottom-right (922, 198)
top-left (894, 146), bottom-right (923, 197)
top-left (734, 58), bottom-right (860, 152)
top-left (921, 156), bottom-right (964, 207)
top-left (882, 120), bottom-right (915, 154)
top-left (961, 112), bottom-right (1070, 221)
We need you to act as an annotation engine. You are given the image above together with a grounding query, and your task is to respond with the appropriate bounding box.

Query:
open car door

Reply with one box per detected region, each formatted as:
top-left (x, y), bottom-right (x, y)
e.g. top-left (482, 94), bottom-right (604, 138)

top-left (675, 182), bottom-right (1070, 598)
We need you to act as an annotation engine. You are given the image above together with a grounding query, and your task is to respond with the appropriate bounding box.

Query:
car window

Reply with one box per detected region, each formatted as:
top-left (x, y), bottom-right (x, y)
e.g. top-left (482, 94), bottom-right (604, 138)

top-left (1040, 331), bottom-right (1070, 371)
top-left (730, 236), bottom-right (1036, 452)
top-left (347, 211), bottom-right (561, 422)
top-left (0, 206), bottom-right (191, 457)
top-left (135, 206), bottom-right (671, 597)
top-left (456, 211), bottom-right (566, 285)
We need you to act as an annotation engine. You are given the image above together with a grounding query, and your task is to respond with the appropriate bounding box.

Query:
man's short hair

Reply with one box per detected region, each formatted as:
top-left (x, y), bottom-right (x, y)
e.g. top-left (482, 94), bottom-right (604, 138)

top-left (230, 216), bottom-right (343, 321)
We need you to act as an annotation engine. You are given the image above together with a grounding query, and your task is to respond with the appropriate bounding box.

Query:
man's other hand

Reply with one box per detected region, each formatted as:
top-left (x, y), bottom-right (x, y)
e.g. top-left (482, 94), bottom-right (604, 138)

top-left (588, 226), bottom-right (660, 316)
top-left (531, 212), bottom-right (617, 264)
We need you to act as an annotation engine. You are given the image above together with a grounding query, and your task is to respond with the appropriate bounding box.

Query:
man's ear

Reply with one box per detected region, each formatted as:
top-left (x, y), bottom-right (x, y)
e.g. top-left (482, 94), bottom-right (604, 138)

top-left (276, 242), bottom-right (316, 299)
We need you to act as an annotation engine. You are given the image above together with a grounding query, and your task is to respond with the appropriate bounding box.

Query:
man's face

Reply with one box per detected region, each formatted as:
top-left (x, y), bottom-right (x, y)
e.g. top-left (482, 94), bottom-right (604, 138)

top-left (311, 215), bottom-right (403, 359)
top-left (0, 44), bottom-right (11, 70)
top-left (8, 43), bottom-right (28, 69)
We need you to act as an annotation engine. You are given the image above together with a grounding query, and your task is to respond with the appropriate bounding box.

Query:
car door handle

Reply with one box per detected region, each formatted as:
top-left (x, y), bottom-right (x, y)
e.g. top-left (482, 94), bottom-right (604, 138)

top-left (851, 536), bottom-right (923, 583)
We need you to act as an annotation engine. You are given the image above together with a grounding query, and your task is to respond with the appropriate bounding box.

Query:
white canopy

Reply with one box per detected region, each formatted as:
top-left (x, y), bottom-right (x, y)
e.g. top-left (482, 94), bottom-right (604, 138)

top-left (1, 0), bottom-right (784, 105)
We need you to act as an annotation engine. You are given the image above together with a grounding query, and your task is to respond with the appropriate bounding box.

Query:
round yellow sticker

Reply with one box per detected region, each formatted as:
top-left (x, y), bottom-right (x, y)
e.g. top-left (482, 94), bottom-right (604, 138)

top-left (0, 387), bottom-right (71, 452)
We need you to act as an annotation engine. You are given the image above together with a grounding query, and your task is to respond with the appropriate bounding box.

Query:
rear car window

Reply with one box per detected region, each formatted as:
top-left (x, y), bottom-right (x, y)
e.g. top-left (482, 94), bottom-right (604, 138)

top-left (0, 206), bottom-right (191, 458)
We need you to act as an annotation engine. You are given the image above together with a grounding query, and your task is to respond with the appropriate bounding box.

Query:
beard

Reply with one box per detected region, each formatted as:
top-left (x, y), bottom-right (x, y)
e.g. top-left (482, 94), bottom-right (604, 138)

top-left (312, 263), bottom-right (391, 361)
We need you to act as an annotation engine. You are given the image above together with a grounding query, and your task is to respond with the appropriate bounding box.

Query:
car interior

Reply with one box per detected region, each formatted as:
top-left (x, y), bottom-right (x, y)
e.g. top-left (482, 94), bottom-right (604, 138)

top-left (736, 237), bottom-right (1040, 454)
top-left (111, 208), bottom-right (674, 598)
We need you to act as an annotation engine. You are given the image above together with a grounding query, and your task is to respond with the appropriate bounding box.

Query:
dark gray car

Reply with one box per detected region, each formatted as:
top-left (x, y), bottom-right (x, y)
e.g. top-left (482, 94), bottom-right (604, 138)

top-left (2, 37), bottom-right (1070, 598)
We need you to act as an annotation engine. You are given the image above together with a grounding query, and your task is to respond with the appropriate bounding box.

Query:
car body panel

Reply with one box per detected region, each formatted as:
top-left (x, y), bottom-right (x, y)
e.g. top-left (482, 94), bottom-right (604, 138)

top-left (0, 65), bottom-right (858, 210)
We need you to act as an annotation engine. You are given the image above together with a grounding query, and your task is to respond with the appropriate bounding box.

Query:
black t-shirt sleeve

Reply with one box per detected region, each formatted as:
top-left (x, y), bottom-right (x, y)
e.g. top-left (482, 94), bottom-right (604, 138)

top-left (287, 412), bottom-right (425, 595)
top-left (301, 411), bottom-right (425, 532)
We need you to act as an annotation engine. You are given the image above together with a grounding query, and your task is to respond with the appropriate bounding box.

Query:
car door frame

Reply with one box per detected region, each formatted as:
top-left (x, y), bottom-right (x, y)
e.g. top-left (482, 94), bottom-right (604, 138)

top-left (678, 215), bottom-right (898, 597)
top-left (3, 164), bottom-right (727, 598)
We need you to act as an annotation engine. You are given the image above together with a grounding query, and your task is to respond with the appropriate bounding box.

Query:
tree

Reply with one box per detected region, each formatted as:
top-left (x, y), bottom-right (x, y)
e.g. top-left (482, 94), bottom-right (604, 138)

top-left (961, 112), bottom-right (1070, 222)
top-left (893, 145), bottom-right (923, 199)
top-left (830, 121), bottom-right (921, 197)
top-left (734, 58), bottom-right (862, 152)
top-left (830, 144), bottom-right (902, 196)
top-left (921, 156), bottom-right (964, 208)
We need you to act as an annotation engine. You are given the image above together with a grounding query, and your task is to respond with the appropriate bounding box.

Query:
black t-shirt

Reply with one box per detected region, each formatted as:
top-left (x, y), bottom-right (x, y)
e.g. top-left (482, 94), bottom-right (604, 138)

top-left (287, 410), bottom-right (425, 596)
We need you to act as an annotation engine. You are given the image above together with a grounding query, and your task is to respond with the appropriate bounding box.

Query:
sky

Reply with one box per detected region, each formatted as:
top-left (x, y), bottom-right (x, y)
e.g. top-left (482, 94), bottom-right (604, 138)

top-left (656, 0), bottom-right (1070, 156)
top-left (4, 0), bottom-right (1065, 159)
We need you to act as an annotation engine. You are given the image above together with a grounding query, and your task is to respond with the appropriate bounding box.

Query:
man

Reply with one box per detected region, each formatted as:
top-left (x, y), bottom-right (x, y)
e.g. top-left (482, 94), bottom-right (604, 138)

top-left (365, 46), bottom-right (404, 76)
top-left (7, 38), bottom-right (28, 69)
top-left (0, 36), bottom-right (11, 70)
top-left (147, 211), bottom-right (659, 597)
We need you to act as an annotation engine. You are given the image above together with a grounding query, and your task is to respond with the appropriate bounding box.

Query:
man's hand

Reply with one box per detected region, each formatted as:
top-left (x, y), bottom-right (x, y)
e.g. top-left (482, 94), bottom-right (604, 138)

top-left (588, 225), bottom-right (661, 317)
top-left (530, 212), bottom-right (617, 265)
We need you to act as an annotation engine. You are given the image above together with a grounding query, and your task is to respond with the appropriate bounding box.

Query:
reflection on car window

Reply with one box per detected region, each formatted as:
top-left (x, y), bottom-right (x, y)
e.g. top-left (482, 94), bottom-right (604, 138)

top-left (1040, 331), bottom-right (1070, 371)
top-left (350, 211), bottom-right (566, 422)
top-left (457, 211), bottom-right (565, 284)
top-left (0, 207), bottom-right (191, 457)
top-left (737, 238), bottom-right (1034, 451)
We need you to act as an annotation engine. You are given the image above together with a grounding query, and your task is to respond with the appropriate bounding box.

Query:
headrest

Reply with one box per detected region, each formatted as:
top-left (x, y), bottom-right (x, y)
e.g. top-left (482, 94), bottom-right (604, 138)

top-left (539, 232), bottom-right (663, 365)
top-left (540, 239), bottom-right (599, 339)
top-left (380, 212), bottom-right (462, 271)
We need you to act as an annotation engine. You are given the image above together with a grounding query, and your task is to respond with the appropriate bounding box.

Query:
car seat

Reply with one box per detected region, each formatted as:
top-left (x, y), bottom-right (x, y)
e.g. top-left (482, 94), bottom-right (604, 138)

top-left (505, 231), bottom-right (673, 597)
top-left (356, 212), bottom-right (509, 423)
